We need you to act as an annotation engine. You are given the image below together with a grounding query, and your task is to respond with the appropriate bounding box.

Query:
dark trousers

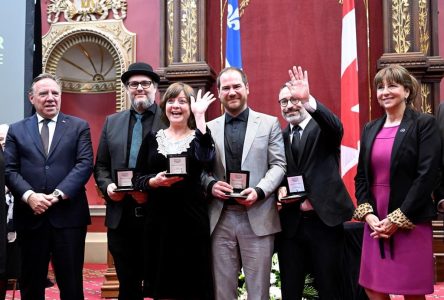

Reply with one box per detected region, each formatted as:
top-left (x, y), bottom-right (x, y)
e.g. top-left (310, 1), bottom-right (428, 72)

top-left (108, 205), bottom-right (145, 300)
top-left (0, 279), bottom-right (6, 300)
top-left (277, 212), bottom-right (345, 300)
top-left (18, 221), bottom-right (87, 300)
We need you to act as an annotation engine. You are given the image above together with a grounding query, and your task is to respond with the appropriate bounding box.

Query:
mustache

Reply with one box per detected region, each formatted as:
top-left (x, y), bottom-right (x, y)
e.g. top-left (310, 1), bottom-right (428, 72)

top-left (284, 108), bottom-right (300, 113)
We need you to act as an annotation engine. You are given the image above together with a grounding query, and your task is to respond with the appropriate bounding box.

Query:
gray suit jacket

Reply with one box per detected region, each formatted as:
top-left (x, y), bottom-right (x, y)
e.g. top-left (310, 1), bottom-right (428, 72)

top-left (94, 105), bottom-right (166, 229)
top-left (202, 109), bottom-right (286, 236)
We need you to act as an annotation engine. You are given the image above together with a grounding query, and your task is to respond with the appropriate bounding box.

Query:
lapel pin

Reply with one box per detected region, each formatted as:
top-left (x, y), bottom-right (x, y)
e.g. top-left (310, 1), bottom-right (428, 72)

top-left (400, 128), bottom-right (406, 132)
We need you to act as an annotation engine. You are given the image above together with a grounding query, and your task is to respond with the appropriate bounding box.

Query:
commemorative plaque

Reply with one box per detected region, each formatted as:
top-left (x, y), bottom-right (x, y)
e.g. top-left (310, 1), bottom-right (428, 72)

top-left (165, 154), bottom-right (187, 177)
top-left (280, 175), bottom-right (307, 201)
top-left (226, 170), bottom-right (250, 199)
top-left (115, 168), bottom-right (134, 192)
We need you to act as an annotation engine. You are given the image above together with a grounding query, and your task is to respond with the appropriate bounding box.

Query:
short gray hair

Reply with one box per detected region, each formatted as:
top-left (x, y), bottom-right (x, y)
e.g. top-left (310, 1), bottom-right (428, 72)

top-left (28, 73), bottom-right (62, 95)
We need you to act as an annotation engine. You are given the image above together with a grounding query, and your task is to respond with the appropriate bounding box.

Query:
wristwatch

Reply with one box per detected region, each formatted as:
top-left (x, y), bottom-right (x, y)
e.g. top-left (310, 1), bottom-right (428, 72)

top-left (52, 190), bottom-right (64, 202)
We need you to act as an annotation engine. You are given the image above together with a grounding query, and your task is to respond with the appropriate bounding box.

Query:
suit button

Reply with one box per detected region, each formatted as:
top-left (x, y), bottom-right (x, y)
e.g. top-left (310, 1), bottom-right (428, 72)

top-left (45, 166), bottom-right (49, 169)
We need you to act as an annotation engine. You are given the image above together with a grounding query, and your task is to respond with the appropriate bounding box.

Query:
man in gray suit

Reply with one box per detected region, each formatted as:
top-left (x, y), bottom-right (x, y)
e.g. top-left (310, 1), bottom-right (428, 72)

top-left (202, 67), bottom-right (286, 300)
top-left (94, 62), bottom-right (166, 300)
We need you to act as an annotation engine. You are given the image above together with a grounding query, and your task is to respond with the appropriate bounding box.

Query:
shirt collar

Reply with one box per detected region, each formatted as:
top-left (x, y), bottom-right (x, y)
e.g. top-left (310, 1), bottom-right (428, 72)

top-left (36, 113), bottom-right (58, 123)
top-left (225, 107), bottom-right (249, 124)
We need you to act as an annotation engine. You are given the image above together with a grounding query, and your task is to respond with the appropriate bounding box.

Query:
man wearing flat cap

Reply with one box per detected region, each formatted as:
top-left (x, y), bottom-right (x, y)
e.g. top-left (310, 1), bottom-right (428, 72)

top-left (94, 62), bottom-right (166, 300)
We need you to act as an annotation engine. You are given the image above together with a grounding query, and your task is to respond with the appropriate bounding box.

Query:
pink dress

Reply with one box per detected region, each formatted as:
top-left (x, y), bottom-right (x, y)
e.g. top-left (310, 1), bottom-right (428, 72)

top-left (359, 126), bottom-right (434, 295)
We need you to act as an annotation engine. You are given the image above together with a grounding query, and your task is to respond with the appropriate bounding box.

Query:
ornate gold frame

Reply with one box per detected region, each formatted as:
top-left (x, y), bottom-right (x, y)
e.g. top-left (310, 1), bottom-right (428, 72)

top-left (42, 19), bottom-right (136, 111)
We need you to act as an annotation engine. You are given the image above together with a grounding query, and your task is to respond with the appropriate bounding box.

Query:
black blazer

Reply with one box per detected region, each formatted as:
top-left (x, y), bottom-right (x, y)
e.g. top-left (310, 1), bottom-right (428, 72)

top-left (0, 149), bottom-right (6, 277)
top-left (94, 106), bottom-right (166, 229)
top-left (355, 107), bottom-right (440, 223)
top-left (279, 101), bottom-right (354, 236)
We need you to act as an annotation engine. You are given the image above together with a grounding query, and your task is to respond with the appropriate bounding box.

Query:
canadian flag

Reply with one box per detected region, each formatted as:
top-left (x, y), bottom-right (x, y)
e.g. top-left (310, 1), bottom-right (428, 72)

top-left (340, 0), bottom-right (360, 205)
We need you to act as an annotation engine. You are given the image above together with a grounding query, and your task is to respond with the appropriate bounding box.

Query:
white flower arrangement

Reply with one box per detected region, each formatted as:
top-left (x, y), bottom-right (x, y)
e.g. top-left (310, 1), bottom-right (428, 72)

top-left (237, 253), bottom-right (318, 299)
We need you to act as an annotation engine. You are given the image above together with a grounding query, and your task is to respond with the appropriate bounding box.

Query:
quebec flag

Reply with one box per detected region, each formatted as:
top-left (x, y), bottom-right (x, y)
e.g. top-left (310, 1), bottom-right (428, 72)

top-left (225, 0), bottom-right (243, 68)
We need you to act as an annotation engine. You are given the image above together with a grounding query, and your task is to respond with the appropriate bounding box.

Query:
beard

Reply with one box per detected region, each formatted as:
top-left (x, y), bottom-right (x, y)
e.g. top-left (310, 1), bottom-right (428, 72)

top-left (282, 109), bottom-right (307, 125)
top-left (131, 95), bottom-right (154, 111)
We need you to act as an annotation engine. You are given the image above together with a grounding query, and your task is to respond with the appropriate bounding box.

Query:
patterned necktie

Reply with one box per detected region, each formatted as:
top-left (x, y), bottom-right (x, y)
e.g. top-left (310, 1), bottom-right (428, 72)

top-left (41, 119), bottom-right (51, 155)
top-left (291, 125), bottom-right (301, 159)
top-left (128, 114), bottom-right (143, 168)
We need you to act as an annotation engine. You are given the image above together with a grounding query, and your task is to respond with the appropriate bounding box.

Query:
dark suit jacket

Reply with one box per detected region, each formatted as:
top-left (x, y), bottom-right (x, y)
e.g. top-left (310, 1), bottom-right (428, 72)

top-left (280, 101), bottom-right (354, 237)
top-left (434, 103), bottom-right (444, 201)
top-left (355, 107), bottom-right (440, 223)
top-left (0, 149), bottom-right (6, 277)
top-left (4, 113), bottom-right (93, 230)
top-left (94, 106), bottom-right (166, 229)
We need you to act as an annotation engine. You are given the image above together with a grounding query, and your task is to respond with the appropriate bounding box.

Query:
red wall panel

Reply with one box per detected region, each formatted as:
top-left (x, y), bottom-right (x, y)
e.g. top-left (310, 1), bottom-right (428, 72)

top-left (206, 0), bottom-right (383, 127)
top-left (61, 92), bottom-right (116, 206)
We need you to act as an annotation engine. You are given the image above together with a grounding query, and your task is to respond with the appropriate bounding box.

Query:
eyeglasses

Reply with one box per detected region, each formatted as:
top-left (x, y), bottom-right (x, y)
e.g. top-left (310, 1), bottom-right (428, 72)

top-left (127, 81), bottom-right (153, 89)
top-left (279, 97), bottom-right (300, 107)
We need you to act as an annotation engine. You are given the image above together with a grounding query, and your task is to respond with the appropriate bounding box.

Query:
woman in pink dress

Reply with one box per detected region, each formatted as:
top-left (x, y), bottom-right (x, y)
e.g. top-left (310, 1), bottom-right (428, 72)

top-left (354, 65), bottom-right (441, 300)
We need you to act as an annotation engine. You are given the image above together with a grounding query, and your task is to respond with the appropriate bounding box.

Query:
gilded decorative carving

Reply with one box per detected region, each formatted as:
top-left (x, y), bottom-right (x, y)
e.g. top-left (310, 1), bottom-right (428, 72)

top-left (42, 20), bottom-right (136, 111)
top-left (180, 0), bottom-right (198, 63)
top-left (222, 0), bottom-right (251, 18)
top-left (420, 83), bottom-right (431, 114)
top-left (47, 0), bottom-right (127, 24)
top-left (418, 0), bottom-right (430, 55)
top-left (62, 79), bottom-right (116, 93)
top-left (392, 0), bottom-right (411, 53)
top-left (167, 0), bottom-right (174, 65)
top-left (239, 0), bottom-right (251, 17)
top-left (96, 23), bottom-right (134, 56)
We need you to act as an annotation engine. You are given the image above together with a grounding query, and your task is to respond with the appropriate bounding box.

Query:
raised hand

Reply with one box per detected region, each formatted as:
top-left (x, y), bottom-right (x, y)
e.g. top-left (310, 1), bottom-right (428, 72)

top-left (190, 89), bottom-right (216, 133)
top-left (286, 66), bottom-right (310, 103)
top-left (190, 89), bottom-right (216, 116)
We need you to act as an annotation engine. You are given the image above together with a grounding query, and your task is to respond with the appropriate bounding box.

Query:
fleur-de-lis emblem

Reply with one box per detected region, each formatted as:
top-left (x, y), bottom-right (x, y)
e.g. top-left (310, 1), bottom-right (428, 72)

top-left (227, 4), bottom-right (240, 30)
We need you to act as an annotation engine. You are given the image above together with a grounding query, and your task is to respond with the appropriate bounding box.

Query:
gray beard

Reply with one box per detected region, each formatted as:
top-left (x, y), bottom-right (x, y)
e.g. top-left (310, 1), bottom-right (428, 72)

top-left (283, 112), bottom-right (305, 125)
top-left (132, 97), bottom-right (154, 111)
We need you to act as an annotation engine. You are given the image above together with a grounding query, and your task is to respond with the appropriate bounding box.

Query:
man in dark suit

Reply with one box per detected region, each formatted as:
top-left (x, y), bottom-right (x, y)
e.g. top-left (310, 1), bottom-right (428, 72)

top-left (4, 73), bottom-right (93, 300)
top-left (94, 62), bottom-right (166, 300)
top-left (276, 66), bottom-right (354, 300)
top-left (0, 142), bottom-right (6, 299)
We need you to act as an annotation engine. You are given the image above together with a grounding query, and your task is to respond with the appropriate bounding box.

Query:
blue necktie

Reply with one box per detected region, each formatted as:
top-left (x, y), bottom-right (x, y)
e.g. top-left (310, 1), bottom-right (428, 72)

top-left (128, 114), bottom-right (143, 168)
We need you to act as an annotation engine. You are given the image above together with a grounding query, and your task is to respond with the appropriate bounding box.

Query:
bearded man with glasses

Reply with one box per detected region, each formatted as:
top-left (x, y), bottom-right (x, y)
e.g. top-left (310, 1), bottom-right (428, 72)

top-left (94, 62), bottom-right (167, 300)
top-left (276, 66), bottom-right (354, 300)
